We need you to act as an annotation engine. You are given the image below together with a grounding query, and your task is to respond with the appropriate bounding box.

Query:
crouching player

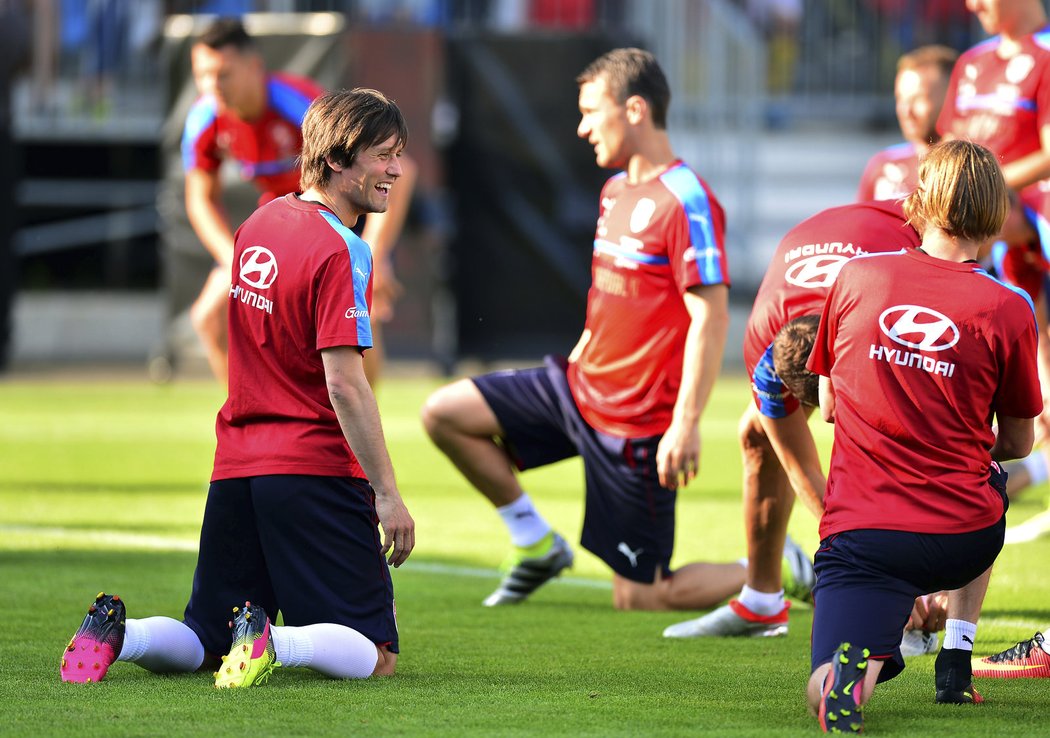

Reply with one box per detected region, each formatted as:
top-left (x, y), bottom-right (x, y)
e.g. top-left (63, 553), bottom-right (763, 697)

top-left (805, 141), bottom-right (1041, 732)
top-left (59, 89), bottom-right (415, 687)
top-left (664, 198), bottom-right (920, 639)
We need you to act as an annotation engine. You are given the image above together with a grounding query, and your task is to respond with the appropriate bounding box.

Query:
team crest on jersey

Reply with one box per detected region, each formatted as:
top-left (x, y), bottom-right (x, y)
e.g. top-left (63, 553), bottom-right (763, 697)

top-left (878, 305), bottom-right (959, 351)
top-left (239, 246), bottom-right (279, 289)
top-left (1006, 54), bottom-right (1035, 84)
top-left (269, 121), bottom-right (297, 157)
top-left (874, 163), bottom-right (907, 201)
top-left (629, 198), bottom-right (656, 233)
top-left (785, 254), bottom-right (850, 289)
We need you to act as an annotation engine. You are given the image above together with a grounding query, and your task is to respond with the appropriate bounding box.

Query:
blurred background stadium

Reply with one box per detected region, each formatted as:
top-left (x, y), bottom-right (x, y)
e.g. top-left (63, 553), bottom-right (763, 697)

top-left (2, 0), bottom-right (989, 376)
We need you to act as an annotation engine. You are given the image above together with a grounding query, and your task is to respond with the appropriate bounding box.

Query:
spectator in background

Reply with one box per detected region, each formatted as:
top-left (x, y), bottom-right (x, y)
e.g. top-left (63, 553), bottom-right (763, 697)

top-left (856, 45), bottom-right (956, 202)
top-left (0, 0), bottom-right (28, 371)
top-left (748, 0), bottom-right (802, 95)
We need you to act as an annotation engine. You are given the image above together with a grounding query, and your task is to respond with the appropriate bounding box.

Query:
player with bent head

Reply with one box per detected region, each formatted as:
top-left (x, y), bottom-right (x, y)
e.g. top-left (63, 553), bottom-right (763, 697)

top-left (806, 140), bottom-right (1041, 733)
top-left (663, 199), bottom-right (920, 640)
top-left (423, 48), bottom-right (806, 611)
top-left (60, 89), bottom-right (415, 687)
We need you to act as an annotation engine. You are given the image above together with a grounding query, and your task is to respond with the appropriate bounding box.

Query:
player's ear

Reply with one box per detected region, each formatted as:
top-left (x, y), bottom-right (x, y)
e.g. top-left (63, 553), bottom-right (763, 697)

top-left (625, 95), bottom-right (647, 125)
top-left (324, 154), bottom-right (346, 173)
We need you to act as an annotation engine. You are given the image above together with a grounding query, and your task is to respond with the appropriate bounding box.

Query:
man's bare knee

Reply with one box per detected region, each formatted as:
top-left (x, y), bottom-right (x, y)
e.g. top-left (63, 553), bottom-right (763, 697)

top-left (421, 379), bottom-right (498, 442)
top-left (420, 384), bottom-right (460, 440)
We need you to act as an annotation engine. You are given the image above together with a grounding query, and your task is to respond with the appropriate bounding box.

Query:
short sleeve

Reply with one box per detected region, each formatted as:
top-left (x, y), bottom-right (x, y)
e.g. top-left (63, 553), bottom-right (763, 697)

top-left (660, 167), bottom-right (729, 291)
top-left (807, 280), bottom-right (842, 377)
top-left (993, 297), bottom-right (1043, 419)
top-left (314, 243), bottom-right (373, 351)
top-left (181, 97), bottom-right (222, 173)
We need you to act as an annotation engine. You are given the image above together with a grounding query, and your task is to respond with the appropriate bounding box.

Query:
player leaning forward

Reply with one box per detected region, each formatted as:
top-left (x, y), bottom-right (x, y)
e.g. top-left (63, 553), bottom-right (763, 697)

top-left (807, 140), bottom-right (1041, 733)
top-left (60, 89), bottom-right (415, 687)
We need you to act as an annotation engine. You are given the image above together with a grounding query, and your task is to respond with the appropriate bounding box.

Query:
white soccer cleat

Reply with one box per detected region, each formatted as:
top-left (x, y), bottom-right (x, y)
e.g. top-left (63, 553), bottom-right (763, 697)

top-left (483, 532), bottom-right (574, 606)
top-left (662, 599), bottom-right (789, 638)
top-left (900, 628), bottom-right (939, 658)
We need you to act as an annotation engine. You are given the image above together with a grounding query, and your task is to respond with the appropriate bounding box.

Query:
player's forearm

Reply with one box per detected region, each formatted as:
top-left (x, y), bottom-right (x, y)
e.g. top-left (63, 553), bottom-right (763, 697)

top-left (762, 412), bottom-right (826, 518)
top-left (185, 170), bottom-right (235, 265)
top-left (187, 196), bottom-right (236, 266)
top-left (991, 416), bottom-right (1035, 461)
top-left (672, 289), bottom-right (729, 428)
top-left (1000, 150), bottom-right (1050, 192)
top-left (328, 376), bottom-right (400, 496)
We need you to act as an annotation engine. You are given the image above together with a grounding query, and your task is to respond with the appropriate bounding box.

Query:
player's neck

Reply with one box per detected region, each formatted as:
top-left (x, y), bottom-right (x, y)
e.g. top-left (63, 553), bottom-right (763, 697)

top-left (624, 133), bottom-right (676, 184)
top-left (998, 8), bottom-right (1047, 48)
top-left (300, 187), bottom-right (363, 229)
top-left (920, 230), bottom-right (981, 263)
top-left (236, 80), bottom-right (269, 122)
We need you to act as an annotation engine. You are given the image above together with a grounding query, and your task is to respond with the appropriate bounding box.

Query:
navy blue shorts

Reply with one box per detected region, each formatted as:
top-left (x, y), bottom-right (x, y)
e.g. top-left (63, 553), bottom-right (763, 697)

top-left (810, 518), bottom-right (1005, 682)
top-left (472, 355), bottom-right (675, 583)
top-left (183, 475), bottom-right (398, 657)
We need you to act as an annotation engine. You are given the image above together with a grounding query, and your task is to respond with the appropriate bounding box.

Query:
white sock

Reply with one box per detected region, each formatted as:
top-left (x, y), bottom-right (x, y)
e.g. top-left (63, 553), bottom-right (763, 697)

top-left (944, 619), bottom-right (978, 651)
top-left (497, 493), bottom-right (551, 547)
top-left (738, 585), bottom-right (785, 616)
top-left (270, 623), bottom-right (379, 679)
top-left (118, 617), bottom-right (205, 673)
top-left (1021, 451), bottom-right (1049, 485)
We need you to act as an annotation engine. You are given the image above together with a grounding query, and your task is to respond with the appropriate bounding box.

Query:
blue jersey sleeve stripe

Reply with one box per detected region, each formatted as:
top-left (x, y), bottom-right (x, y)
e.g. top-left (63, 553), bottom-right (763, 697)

top-left (318, 210), bottom-right (374, 348)
top-left (752, 342), bottom-right (791, 418)
top-left (1021, 204), bottom-right (1050, 264)
top-left (268, 77), bottom-right (314, 126)
top-left (974, 268), bottom-right (1038, 324)
top-left (181, 98), bottom-right (218, 171)
top-left (659, 165), bottom-right (725, 284)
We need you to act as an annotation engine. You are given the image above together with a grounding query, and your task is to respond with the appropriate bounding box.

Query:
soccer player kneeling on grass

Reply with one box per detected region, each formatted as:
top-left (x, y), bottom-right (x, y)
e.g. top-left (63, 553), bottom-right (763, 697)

top-left (60, 89), bottom-right (415, 687)
top-left (422, 48), bottom-right (802, 612)
top-left (805, 140), bottom-right (1041, 733)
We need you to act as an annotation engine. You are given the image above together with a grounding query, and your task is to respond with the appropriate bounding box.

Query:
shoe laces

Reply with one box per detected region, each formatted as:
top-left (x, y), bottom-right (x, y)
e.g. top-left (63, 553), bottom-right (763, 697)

top-left (989, 632), bottom-right (1044, 662)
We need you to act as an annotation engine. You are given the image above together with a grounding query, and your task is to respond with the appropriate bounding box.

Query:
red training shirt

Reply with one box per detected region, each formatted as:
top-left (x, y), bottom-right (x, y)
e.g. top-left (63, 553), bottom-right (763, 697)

top-left (212, 195), bottom-right (374, 481)
top-left (567, 160), bottom-right (729, 438)
top-left (809, 249), bottom-right (1041, 539)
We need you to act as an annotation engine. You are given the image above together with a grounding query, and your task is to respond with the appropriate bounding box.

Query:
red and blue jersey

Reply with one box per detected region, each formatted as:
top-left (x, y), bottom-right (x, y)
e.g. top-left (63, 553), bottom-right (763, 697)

top-left (212, 194), bottom-right (374, 481)
top-left (937, 27), bottom-right (1050, 216)
top-left (808, 249), bottom-right (1041, 538)
top-left (744, 200), bottom-right (921, 418)
top-left (567, 160), bottom-right (728, 438)
top-left (856, 142), bottom-right (920, 202)
top-left (182, 72), bottom-right (324, 203)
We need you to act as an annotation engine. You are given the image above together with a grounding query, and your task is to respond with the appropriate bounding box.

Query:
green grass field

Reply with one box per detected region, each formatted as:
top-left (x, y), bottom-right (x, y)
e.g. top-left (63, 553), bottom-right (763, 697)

top-left (2, 371), bottom-right (1048, 736)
